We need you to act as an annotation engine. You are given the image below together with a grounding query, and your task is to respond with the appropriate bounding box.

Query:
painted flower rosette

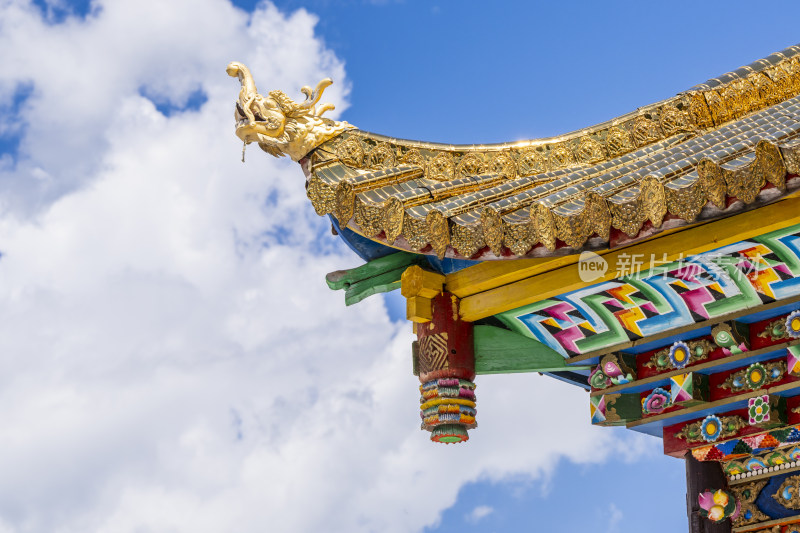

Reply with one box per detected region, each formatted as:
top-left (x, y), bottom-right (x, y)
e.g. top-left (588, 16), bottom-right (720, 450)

top-left (699, 489), bottom-right (740, 522)
top-left (787, 310), bottom-right (800, 339)
top-left (748, 395), bottom-right (770, 425)
top-left (745, 363), bottom-right (768, 389)
top-left (700, 415), bottom-right (723, 442)
top-left (669, 341), bottom-right (691, 369)
top-left (590, 356), bottom-right (634, 389)
top-left (642, 387), bottom-right (671, 415)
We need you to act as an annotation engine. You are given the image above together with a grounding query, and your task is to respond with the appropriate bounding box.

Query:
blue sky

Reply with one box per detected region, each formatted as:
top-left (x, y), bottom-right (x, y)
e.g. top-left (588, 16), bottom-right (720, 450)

top-left (2, 1), bottom-right (800, 532)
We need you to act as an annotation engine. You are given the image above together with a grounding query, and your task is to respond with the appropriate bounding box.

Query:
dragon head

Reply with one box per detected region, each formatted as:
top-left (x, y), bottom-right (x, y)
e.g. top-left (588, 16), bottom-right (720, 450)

top-left (227, 61), bottom-right (353, 161)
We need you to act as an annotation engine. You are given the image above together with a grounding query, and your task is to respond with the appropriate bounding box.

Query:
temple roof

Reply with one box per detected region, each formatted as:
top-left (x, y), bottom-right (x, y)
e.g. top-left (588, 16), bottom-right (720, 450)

top-left (234, 44), bottom-right (800, 261)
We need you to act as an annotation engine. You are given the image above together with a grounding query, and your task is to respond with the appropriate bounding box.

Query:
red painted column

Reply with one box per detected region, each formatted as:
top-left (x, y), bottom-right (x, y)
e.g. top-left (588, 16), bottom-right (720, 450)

top-left (416, 292), bottom-right (476, 443)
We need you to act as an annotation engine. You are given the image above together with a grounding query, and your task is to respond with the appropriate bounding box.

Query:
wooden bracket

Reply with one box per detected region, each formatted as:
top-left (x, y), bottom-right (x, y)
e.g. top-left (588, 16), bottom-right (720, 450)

top-left (401, 265), bottom-right (445, 323)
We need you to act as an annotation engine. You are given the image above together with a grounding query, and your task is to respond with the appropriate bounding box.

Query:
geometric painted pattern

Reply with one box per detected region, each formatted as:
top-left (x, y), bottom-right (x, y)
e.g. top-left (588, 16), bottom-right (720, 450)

top-left (693, 425), bottom-right (800, 463)
top-left (418, 332), bottom-right (449, 374)
top-left (670, 373), bottom-right (696, 404)
top-left (498, 224), bottom-right (800, 357)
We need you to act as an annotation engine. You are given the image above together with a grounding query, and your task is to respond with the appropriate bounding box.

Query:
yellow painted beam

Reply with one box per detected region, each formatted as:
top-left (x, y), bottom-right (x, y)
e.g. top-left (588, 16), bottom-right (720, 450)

top-left (446, 254), bottom-right (580, 298)
top-left (459, 197), bottom-right (800, 322)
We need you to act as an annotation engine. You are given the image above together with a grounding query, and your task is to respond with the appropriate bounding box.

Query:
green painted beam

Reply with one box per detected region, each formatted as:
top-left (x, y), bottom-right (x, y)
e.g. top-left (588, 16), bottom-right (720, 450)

top-left (326, 252), bottom-right (425, 306)
top-left (344, 266), bottom-right (407, 306)
top-left (474, 325), bottom-right (592, 374)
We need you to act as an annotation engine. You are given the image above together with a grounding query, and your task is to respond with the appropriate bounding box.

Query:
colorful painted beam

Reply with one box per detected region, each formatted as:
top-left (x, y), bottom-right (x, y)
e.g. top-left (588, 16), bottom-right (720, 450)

top-left (495, 223), bottom-right (800, 359)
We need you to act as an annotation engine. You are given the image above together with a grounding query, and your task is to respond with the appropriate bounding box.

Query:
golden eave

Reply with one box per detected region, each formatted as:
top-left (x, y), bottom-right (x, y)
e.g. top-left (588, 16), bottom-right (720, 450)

top-left (290, 44), bottom-right (800, 260)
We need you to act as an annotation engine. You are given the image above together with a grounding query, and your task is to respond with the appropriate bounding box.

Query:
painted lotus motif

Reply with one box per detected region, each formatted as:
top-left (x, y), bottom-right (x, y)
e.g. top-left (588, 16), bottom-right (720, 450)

top-left (698, 489), bottom-right (740, 523)
top-left (700, 415), bottom-right (723, 442)
top-left (642, 388), bottom-right (671, 415)
top-left (669, 341), bottom-right (691, 369)
top-left (748, 395), bottom-right (770, 425)
top-left (787, 310), bottom-right (800, 339)
top-left (745, 363), bottom-right (768, 389)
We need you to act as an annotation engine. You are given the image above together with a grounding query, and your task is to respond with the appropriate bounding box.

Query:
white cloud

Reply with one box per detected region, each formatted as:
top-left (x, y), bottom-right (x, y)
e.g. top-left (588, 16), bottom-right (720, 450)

top-left (466, 505), bottom-right (494, 523)
top-left (0, 1), bottom-right (648, 532)
top-left (607, 503), bottom-right (624, 533)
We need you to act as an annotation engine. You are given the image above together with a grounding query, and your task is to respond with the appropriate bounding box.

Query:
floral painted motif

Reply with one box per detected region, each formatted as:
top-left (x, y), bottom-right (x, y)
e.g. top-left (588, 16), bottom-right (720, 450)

top-left (712, 322), bottom-right (749, 355)
top-left (589, 354), bottom-right (635, 390)
top-left (669, 341), bottom-right (691, 369)
top-left (745, 363), bottom-right (768, 389)
top-left (787, 310), bottom-right (800, 339)
top-left (642, 387), bottom-right (671, 415)
top-left (698, 489), bottom-right (740, 523)
top-left (701, 415), bottom-right (724, 442)
top-left (748, 395), bottom-right (770, 425)
top-left (721, 360), bottom-right (786, 392)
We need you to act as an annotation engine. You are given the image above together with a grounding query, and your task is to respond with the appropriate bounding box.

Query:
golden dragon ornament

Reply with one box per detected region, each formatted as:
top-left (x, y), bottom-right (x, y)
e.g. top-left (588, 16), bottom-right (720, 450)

top-left (226, 61), bottom-right (353, 161)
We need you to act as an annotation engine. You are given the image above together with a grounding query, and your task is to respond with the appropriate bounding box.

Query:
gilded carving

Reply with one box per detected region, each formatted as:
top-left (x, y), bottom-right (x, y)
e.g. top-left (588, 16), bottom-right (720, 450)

top-left (456, 152), bottom-right (486, 178)
top-left (489, 153), bottom-right (516, 179)
top-left (450, 224), bottom-right (483, 258)
top-left (752, 72), bottom-right (778, 107)
top-left (724, 165), bottom-right (761, 205)
top-left (752, 140), bottom-right (787, 191)
top-left (503, 219), bottom-right (534, 257)
top-left (641, 176), bottom-right (667, 228)
top-left (401, 149), bottom-right (425, 167)
top-left (384, 197), bottom-right (404, 244)
top-left (426, 210), bottom-right (450, 259)
top-left (767, 65), bottom-right (792, 100)
top-left (306, 176), bottom-right (336, 215)
top-left (632, 115), bottom-right (662, 146)
top-left (659, 105), bottom-right (692, 136)
top-left (609, 197), bottom-right (645, 238)
top-left (605, 126), bottom-right (634, 157)
top-left (403, 214), bottom-right (429, 252)
top-left (781, 142), bottom-right (800, 175)
top-left (428, 152), bottom-right (455, 181)
top-left (575, 137), bottom-right (605, 165)
top-left (696, 159), bottom-right (727, 208)
top-left (731, 480), bottom-right (770, 527)
top-left (481, 207), bottom-right (504, 256)
top-left (720, 84), bottom-right (744, 120)
top-left (353, 198), bottom-right (385, 237)
top-left (227, 62), bottom-right (352, 161)
top-left (688, 92), bottom-right (714, 129)
top-left (665, 182), bottom-right (706, 222)
top-left (584, 191), bottom-right (611, 241)
top-left (737, 78), bottom-right (760, 114)
top-left (554, 209), bottom-right (588, 250)
top-left (516, 149), bottom-right (547, 176)
top-left (548, 144), bottom-right (575, 170)
top-left (531, 202), bottom-right (557, 251)
top-left (367, 143), bottom-right (396, 169)
top-left (704, 90), bottom-right (730, 125)
top-left (772, 474), bottom-right (800, 509)
top-left (335, 181), bottom-right (355, 223)
top-left (335, 137), bottom-right (365, 167)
